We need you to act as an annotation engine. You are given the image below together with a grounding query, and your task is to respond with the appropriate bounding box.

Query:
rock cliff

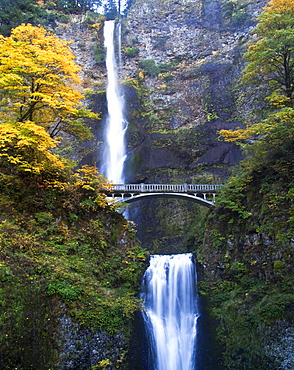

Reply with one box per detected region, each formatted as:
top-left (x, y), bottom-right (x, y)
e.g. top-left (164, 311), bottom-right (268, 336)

top-left (120, 0), bottom-right (268, 184)
top-left (60, 1), bottom-right (267, 185)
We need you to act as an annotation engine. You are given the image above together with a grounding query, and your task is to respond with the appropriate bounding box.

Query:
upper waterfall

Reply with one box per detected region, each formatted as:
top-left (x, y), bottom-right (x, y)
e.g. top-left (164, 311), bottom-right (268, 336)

top-left (102, 20), bottom-right (127, 184)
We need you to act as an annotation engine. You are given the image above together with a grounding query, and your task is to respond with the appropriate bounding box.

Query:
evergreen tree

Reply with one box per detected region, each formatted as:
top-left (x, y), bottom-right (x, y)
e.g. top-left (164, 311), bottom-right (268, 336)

top-left (0, 0), bottom-right (49, 36)
top-left (103, 0), bottom-right (119, 20)
top-left (53, 0), bottom-right (102, 13)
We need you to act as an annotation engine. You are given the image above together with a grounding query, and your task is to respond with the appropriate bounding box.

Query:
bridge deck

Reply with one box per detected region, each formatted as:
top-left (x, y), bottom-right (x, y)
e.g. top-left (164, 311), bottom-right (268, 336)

top-left (104, 183), bottom-right (222, 207)
top-left (107, 183), bottom-right (222, 194)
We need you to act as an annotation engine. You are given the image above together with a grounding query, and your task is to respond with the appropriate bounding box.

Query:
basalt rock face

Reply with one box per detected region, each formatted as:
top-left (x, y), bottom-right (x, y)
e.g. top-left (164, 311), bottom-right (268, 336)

top-left (121, 0), bottom-right (268, 184)
top-left (113, 0), bottom-right (266, 253)
top-left (57, 316), bottom-right (127, 370)
top-left (53, 1), bottom-right (268, 253)
top-left (61, 1), bottom-right (267, 185)
top-left (52, 2), bottom-right (271, 248)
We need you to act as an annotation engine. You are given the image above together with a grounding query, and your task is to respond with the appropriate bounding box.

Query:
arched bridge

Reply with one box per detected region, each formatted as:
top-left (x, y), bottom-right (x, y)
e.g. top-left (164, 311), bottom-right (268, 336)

top-left (105, 183), bottom-right (222, 208)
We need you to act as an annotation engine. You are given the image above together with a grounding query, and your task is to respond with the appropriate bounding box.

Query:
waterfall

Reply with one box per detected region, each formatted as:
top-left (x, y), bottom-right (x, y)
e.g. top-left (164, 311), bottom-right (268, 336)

top-left (102, 20), bottom-right (200, 370)
top-left (102, 20), bottom-right (127, 184)
top-left (117, 20), bottom-right (122, 67)
top-left (141, 253), bottom-right (199, 370)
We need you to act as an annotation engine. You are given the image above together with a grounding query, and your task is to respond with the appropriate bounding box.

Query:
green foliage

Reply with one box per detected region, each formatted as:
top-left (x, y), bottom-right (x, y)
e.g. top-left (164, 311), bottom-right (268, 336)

top-left (206, 111), bottom-right (219, 122)
top-left (124, 46), bottom-right (139, 57)
top-left (103, 0), bottom-right (119, 20)
top-left (94, 43), bottom-right (105, 65)
top-left (273, 260), bottom-right (285, 271)
top-left (158, 72), bottom-right (173, 81)
top-left (0, 159), bottom-right (147, 368)
top-left (51, 0), bottom-right (102, 14)
top-left (200, 6), bottom-right (294, 362)
top-left (0, 277), bottom-right (60, 369)
top-left (139, 59), bottom-right (176, 76)
top-left (242, 0), bottom-right (294, 108)
top-left (256, 294), bottom-right (294, 325)
top-left (0, 158), bottom-right (147, 353)
top-left (199, 270), bottom-right (294, 368)
top-left (200, 111), bottom-right (294, 367)
top-left (0, 0), bottom-right (67, 36)
top-left (220, 0), bottom-right (294, 142)
top-left (222, 0), bottom-right (249, 26)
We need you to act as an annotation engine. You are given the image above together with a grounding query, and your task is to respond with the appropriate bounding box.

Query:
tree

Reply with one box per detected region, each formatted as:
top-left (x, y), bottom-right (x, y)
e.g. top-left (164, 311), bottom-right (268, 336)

top-left (0, 0), bottom-right (41, 36)
top-left (0, 0), bottom-right (65, 36)
top-left (220, 0), bottom-right (294, 142)
top-left (243, 0), bottom-right (294, 108)
top-left (103, 0), bottom-right (119, 20)
top-left (0, 120), bottom-right (67, 175)
top-left (53, 0), bottom-right (102, 13)
top-left (0, 24), bottom-right (97, 140)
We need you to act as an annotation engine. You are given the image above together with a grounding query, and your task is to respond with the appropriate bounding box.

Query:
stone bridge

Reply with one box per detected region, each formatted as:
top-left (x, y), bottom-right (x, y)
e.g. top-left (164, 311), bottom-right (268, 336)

top-left (105, 183), bottom-right (222, 208)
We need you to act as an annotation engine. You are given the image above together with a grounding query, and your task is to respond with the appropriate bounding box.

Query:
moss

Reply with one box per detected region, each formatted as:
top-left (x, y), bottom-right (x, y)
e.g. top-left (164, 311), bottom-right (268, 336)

top-left (94, 43), bottom-right (105, 65)
top-left (0, 166), bottom-right (147, 367)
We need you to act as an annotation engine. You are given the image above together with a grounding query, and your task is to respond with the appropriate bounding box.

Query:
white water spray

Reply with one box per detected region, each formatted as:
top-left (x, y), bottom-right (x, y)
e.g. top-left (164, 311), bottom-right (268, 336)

top-left (103, 20), bottom-right (127, 184)
top-left (141, 253), bottom-right (199, 370)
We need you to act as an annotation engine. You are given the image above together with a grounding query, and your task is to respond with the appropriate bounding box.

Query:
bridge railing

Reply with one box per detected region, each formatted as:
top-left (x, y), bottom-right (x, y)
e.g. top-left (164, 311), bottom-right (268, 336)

top-left (109, 183), bottom-right (222, 193)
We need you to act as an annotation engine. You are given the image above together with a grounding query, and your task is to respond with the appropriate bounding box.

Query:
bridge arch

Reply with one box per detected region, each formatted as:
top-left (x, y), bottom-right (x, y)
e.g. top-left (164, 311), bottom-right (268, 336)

top-left (111, 192), bottom-right (215, 208)
top-left (106, 183), bottom-right (222, 208)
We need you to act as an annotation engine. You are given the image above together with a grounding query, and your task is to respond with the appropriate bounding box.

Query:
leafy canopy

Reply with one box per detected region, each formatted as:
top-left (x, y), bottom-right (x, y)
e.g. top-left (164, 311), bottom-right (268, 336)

top-left (0, 0), bottom-right (56, 36)
top-left (0, 24), bottom-right (97, 140)
top-left (0, 0), bottom-right (102, 36)
top-left (50, 0), bottom-right (102, 14)
top-left (220, 0), bottom-right (294, 142)
top-left (0, 120), bottom-right (66, 175)
top-left (243, 0), bottom-right (294, 107)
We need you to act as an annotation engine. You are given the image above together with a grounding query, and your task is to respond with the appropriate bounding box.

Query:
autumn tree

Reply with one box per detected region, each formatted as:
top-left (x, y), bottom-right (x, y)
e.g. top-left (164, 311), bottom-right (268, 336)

top-left (243, 0), bottom-right (294, 108)
top-left (0, 120), bottom-right (67, 176)
top-left (220, 0), bottom-right (294, 142)
top-left (0, 24), bottom-right (98, 141)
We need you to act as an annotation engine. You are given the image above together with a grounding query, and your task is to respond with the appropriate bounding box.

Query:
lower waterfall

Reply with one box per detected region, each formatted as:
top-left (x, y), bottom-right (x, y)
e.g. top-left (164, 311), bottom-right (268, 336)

top-left (141, 253), bottom-right (199, 370)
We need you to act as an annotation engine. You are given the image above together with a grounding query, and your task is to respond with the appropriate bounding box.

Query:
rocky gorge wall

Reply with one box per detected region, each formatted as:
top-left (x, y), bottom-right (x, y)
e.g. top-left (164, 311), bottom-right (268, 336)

top-left (121, 0), bottom-right (267, 182)
top-left (58, 1), bottom-right (267, 185)
top-left (54, 0), bottom-right (269, 253)
top-left (116, 0), bottom-right (267, 252)
top-left (50, 2), bottom-right (293, 367)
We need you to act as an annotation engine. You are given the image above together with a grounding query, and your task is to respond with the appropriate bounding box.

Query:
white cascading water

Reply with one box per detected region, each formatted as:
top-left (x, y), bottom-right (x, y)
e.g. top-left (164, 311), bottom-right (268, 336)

top-left (103, 20), bottom-right (199, 370)
top-left (103, 20), bottom-right (127, 184)
top-left (141, 253), bottom-right (199, 370)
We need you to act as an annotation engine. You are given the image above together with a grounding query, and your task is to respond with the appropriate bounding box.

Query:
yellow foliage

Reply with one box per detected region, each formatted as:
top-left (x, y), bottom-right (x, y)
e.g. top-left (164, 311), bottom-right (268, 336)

top-left (138, 69), bottom-right (145, 80)
top-left (219, 108), bottom-right (294, 143)
top-left (264, 0), bottom-right (294, 13)
top-left (219, 123), bottom-right (272, 142)
top-left (0, 24), bottom-right (98, 140)
top-left (0, 121), bottom-right (66, 174)
top-left (90, 15), bottom-right (106, 32)
top-left (227, 0), bottom-right (294, 143)
top-left (69, 166), bottom-right (113, 209)
top-left (73, 166), bottom-right (110, 190)
top-left (266, 90), bottom-right (292, 107)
